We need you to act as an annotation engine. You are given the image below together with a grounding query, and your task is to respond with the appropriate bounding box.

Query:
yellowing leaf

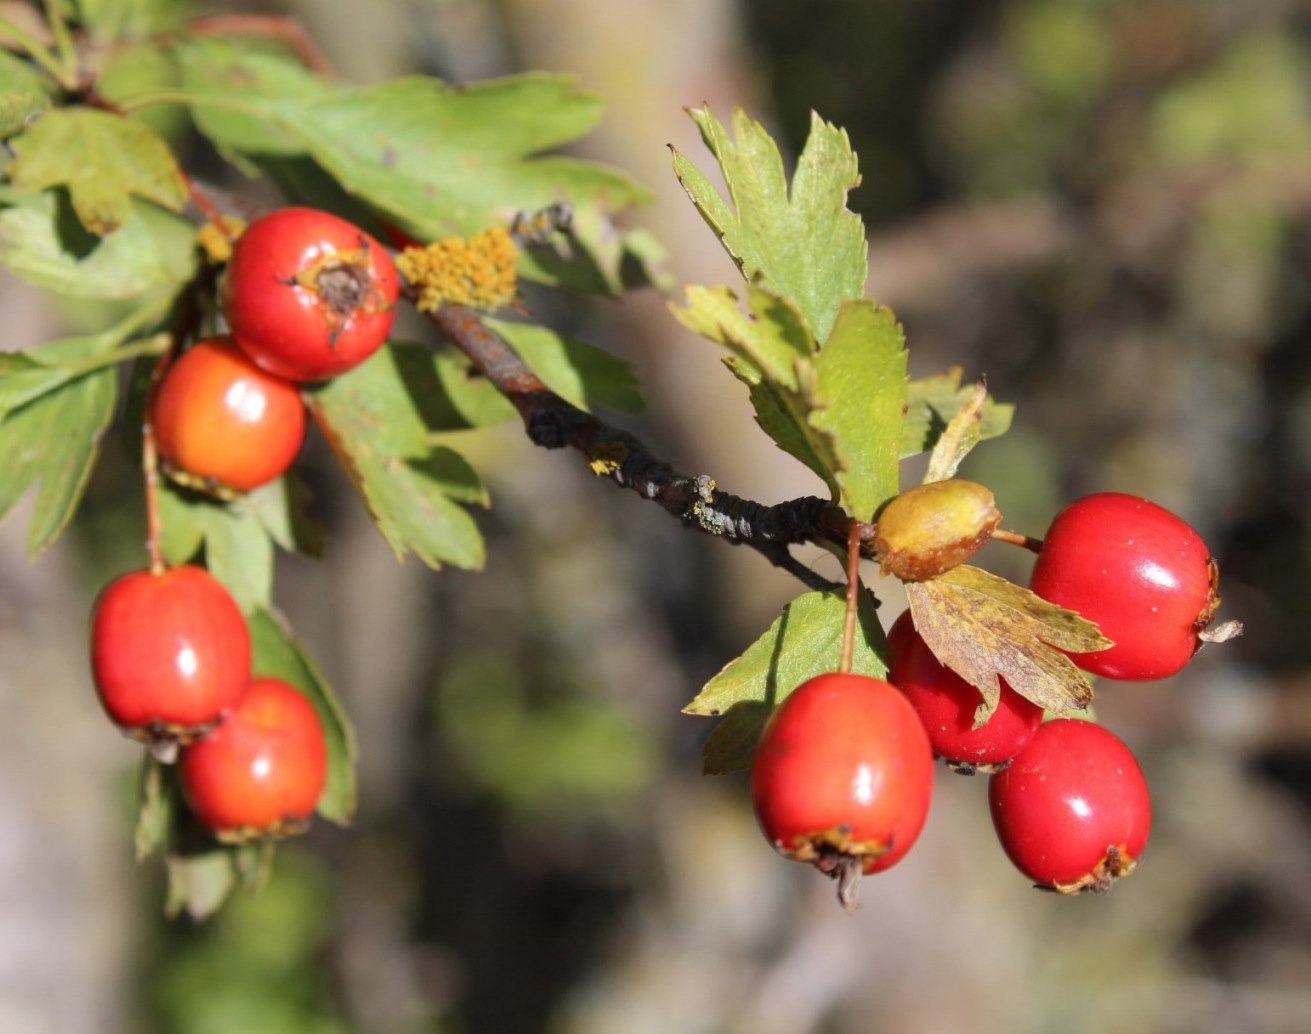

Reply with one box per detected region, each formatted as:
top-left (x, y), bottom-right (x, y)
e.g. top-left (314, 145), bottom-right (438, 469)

top-left (905, 565), bottom-right (1110, 723)
top-left (923, 378), bottom-right (988, 484)
top-left (9, 108), bottom-right (188, 233)
top-left (671, 283), bottom-right (813, 390)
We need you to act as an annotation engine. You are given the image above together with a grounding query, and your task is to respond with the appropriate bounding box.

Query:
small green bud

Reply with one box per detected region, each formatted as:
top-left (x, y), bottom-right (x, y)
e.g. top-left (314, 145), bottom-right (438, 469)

top-left (874, 479), bottom-right (1001, 581)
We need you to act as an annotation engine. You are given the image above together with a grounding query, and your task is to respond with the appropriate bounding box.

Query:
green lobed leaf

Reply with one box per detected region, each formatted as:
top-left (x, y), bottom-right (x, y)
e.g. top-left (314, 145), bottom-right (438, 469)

top-left (248, 608), bottom-right (357, 826)
top-left (278, 74), bottom-right (649, 234)
top-left (0, 188), bottom-right (198, 299)
top-left (247, 474), bottom-right (326, 558)
top-left (175, 59), bottom-right (648, 225)
top-left (306, 343), bottom-right (487, 571)
top-left (904, 565), bottom-right (1110, 723)
top-left (134, 755), bottom-right (173, 861)
top-left (674, 283), bottom-right (845, 494)
top-left (723, 353), bottom-right (839, 494)
top-left (0, 365), bottom-right (116, 556)
top-left (809, 300), bottom-right (907, 521)
top-left (686, 589), bottom-right (886, 772)
top-left (357, 341), bottom-right (516, 432)
top-left (486, 318), bottom-right (644, 415)
top-left (901, 367), bottom-right (1014, 459)
top-left (8, 107), bottom-right (188, 233)
top-left (426, 346), bottom-right (518, 429)
top-left (173, 37), bottom-right (331, 169)
top-left (173, 52), bottom-right (660, 292)
top-left (673, 106), bottom-right (867, 342)
top-left (157, 482), bottom-right (276, 613)
top-left (0, 50), bottom-right (51, 138)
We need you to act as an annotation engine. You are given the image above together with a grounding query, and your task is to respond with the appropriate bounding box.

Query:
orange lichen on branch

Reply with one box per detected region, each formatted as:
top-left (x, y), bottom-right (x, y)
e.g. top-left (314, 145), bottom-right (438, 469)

top-left (396, 227), bottom-right (518, 312)
top-left (196, 218), bottom-right (246, 264)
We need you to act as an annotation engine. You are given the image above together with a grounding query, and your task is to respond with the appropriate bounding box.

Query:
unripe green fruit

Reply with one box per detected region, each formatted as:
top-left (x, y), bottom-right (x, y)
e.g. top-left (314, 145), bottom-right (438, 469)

top-left (874, 479), bottom-right (1001, 581)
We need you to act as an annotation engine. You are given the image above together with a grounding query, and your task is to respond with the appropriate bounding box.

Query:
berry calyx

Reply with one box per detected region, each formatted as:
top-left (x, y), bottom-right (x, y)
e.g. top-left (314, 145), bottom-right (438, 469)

top-left (152, 337), bottom-right (306, 493)
top-left (179, 676), bottom-right (328, 842)
top-left (1030, 492), bottom-right (1219, 680)
top-left (751, 672), bottom-right (934, 907)
top-left (886, 611), bottom-right (1044, 772)
top-left (989, 718), bottom-right (1151, 892)
top-left (874, 479), bottom-right (1002, 581)
top-left (90, 565), bottom-right (251, 758)
top-left (222, 207), bottom-right (399, 382)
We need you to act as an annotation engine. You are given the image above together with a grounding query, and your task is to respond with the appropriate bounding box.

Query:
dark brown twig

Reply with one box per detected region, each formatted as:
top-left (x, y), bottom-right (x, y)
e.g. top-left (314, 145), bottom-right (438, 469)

top-left (426, 303), bottom-right (859, 590)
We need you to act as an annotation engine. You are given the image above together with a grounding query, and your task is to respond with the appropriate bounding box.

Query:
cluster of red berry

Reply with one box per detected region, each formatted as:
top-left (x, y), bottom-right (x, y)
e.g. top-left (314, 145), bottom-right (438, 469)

top-left (153, 207), bottom-right (400, 493)
top-left (90, 565), bottom-right (326, 839)
top-left (90, 207), bottom-right (400, 841)
top-left (751, 493), bottom-right (1220, 900)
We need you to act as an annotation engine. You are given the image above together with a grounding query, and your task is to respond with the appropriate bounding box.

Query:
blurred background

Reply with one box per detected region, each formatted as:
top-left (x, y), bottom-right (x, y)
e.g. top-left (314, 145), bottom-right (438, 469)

top-left (3, 0), bottom-right (1311, 1031)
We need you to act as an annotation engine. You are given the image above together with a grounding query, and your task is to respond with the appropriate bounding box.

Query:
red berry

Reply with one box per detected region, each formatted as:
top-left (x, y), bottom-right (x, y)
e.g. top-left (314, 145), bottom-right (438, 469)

top-left (222, 207), bottom-right (399, 382)
top-left (152, 336), bottom-right (306, 493)
top-left (179, 676), bottom-right (328, 841)
top-left (90, 566), bottom-right (250, 749)
top-left (886, 611), bottom-right (1043, 771)
top-left (1030, 492), bottom-right (1219, 680)
top-left (751, 672), bottom-right (934, 904)
top-left (989, 718), bottom-right (1151, 892)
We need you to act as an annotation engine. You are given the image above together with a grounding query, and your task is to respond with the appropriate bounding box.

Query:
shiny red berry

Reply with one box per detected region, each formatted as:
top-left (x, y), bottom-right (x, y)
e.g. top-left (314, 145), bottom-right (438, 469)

top-left (179, 676), bottom-right (328, 841)
top-left (886, 611), bottom-right (1043, 772)
top-left (751, 672), bottom-right (934, 905)
top-left (1030, 493), bottom-right (1219, 680)
top-left (90, 566), bottom-right (251, 751)
top-left (223, 207), bottom-right (399, 382)
top-left (152, 336), bottom-right (306, 493)
top-left (989, 718), bottom-right (1151, 892)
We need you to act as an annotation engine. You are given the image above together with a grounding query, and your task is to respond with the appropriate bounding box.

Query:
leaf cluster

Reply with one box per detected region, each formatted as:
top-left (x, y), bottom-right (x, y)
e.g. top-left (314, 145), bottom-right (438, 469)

top-left (0, 4), bottom-right (658, 916)
top-left (671, 108), bottom-right (1104, 772)
top-left (0, 4), bottom-right (1114, 905)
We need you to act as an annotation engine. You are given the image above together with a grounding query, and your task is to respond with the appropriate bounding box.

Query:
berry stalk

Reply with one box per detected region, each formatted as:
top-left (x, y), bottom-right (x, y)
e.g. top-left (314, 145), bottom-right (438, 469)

top-left (839, 519), bottom-right (862, 675)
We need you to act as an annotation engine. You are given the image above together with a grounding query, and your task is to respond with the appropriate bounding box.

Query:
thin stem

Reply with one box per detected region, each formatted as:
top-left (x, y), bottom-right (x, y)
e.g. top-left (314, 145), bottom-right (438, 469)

top-left (54, 334), bottom-right (171, 378)
top-left (142, 429), bottom-right (165, 575)
top-left (0, 17), bottom-right (73, 88)
top-left (992, 527), bottom-right (1043, 553)
top-left (839, 520), bottom-right (861, 675)
top-left (422, 301), bottom-right (866, 591)
top-left (141, 342), bottom-right (181, 575)
top-left (42, 0), bottom-right (77, 84)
